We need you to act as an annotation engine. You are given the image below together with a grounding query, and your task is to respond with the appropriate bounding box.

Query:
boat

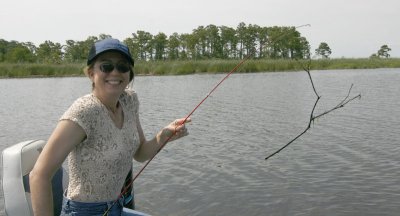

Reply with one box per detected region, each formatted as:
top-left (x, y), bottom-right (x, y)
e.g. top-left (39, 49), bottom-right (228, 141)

top-left (1, 140), bottom-right (149, 216)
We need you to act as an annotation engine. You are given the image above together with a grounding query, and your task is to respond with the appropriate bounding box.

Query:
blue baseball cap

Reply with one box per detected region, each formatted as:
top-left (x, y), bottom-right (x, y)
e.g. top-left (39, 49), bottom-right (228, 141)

top-left (87, 38), bottom-right (134, 66)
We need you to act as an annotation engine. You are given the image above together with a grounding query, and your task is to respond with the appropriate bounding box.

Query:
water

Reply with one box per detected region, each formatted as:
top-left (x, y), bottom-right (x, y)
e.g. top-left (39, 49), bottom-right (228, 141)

top-left (1, 69), bottom-right (399, 216)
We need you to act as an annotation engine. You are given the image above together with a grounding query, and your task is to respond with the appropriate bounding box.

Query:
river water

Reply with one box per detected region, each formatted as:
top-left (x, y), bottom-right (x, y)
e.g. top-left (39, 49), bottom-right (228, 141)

top-left (1, 69), bottom-right (399, 216)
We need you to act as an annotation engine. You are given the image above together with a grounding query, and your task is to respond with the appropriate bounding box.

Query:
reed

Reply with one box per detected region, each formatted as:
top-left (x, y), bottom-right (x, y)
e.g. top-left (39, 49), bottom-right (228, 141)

top-left (135, 59), bottom-right (305, 75)
top-left (127, 58), bottom-right (400, 75)
top-left (310, 58), bottom-right (400, 69)
top-left (1, 58), bottom-right (400, 78)
top-left (0, 63), bottom-right (85, 78)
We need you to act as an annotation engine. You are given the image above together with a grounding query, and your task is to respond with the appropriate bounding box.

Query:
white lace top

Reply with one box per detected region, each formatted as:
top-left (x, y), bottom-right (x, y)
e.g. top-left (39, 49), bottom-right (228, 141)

top-left (60, 89), bottom-right (140, 202)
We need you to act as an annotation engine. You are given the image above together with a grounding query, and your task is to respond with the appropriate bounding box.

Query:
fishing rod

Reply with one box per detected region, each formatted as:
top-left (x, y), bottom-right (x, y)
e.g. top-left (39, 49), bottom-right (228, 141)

top-left (103, 23), bottom-right (311, 215)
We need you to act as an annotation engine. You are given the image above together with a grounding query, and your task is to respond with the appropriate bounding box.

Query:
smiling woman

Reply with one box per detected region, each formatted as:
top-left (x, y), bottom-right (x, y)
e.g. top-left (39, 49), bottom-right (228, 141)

top-left (87, 52), bottom-right (132, 114)
top-left (27, 38), bottom-right (191, 216)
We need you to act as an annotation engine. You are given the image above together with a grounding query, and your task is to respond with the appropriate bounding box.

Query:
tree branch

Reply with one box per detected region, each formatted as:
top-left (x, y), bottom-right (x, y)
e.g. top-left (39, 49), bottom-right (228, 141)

top-left (265, 59), bottom-right (361, 160)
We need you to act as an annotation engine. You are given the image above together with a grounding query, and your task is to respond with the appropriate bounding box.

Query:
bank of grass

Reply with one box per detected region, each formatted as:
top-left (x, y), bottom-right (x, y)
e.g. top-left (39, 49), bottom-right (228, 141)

top-left (135, 59), bottom-right (303, 75)
top-left (1, 58), bottom-right (400, 78)
top-left (0, 63), bottom-right (85, 78)
top-left (310, 58), bottom-right (400, 70)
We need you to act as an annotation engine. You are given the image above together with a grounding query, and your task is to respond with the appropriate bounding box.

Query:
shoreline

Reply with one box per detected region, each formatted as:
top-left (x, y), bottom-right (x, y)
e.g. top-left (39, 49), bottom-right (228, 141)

top-left (1, 58), bottom-right (400, 79)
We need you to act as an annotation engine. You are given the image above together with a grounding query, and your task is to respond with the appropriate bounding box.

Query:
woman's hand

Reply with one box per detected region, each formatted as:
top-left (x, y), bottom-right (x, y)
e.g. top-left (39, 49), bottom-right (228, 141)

top-left (135, 117), bottom-right (192, 162)
top-left (158, 117), bottom-right (191, 144)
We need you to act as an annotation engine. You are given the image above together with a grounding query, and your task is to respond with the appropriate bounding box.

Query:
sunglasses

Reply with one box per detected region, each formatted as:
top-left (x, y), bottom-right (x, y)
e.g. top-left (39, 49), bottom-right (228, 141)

top-left (99, 62), bottom-right (130, 73)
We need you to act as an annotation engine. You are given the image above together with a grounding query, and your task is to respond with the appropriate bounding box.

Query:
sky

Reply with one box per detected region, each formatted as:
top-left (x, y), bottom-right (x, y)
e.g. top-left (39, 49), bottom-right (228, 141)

top-left (1, 0), bottom-right (399, 58)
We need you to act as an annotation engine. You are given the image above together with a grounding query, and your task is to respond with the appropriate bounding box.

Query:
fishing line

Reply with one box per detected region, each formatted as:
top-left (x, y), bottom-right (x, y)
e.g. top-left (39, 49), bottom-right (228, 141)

top-left (103, 23), bottom-right (311, 215)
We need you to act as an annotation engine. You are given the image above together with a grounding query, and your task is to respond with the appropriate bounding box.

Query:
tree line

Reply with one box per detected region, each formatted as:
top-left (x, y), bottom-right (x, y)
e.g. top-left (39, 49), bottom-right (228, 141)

top-left (314, 42), bottom-right (393, 59)
top-left (0, 22), bottom-right (313, 64)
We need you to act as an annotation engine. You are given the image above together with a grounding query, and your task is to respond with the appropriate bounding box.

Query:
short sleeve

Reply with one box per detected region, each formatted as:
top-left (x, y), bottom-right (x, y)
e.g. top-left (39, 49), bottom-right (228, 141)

top-left (124, 89), bottom-right (140, 116)
top-left (59, 95), bottom-right (100, 138)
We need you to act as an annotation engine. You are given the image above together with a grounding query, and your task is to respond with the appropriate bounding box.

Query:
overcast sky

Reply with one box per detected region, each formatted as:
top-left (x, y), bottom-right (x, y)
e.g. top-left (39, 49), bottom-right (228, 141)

top-left (1, 0), bottom-right (399, 58)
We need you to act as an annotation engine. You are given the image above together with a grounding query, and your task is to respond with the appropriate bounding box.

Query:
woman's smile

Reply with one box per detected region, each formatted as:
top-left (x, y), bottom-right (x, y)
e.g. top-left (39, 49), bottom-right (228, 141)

top-left (105, 78), bottom-right (124, 85)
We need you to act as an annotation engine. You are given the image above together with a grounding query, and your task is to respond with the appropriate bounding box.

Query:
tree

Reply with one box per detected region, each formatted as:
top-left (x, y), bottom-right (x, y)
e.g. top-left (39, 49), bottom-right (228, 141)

top-left (64, 40), bottom-right (88, 62)
top-left (236, 22), bottom-right (247, 59)
top-left (265, 26), bottom-right (286, 58)
top-left (167, 32), bottom-right (180, 60)
top-left (294, 37), bottom-right (311, 59)
top-left (205, 24), bottom-right (222, 58)
top-left (315, 42), bottom-right (332, 58)
top-left (5, 44), bottom-right (35, 63)
top-left (36, 41), bottom-right (63, 63)
top-left (0, 39), bottom-right (8, 61)
top-left (131, 31), bottom-right (153, 60)
top-left (257, 26), bottom-right (269, 58)
top-left (123, 37), bottom-right (139, 60)
top-left (1, 23), bottom-right (311, 62)
top-left (243, 24), bottom-right (258, 58)
top-left (180, 33), bottom-right (197, 59)
top-left (377, 44), bottom-right (391, 58)
top-left (277, 26), bottom-right (300, 59)
top-left (153, 32), bottom-right (167, 60)
top-left (220, 26), bottom-right (237, 59)
top-left (192, 26), bottom-right (207, 58)
top-left (98, 34), bottom-right (112, 40)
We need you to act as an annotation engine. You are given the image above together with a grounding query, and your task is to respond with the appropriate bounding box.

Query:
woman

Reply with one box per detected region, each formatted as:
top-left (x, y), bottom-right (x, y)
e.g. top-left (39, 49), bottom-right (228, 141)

top-left (29, 38), bottom-right (190, 216)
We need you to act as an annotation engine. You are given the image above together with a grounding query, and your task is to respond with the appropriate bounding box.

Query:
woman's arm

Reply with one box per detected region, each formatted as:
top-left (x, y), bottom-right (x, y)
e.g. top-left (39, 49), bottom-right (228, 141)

top-left (134, 117), bottom-right (191, 162)
top-left (29, 120), bottom-right (86, 216)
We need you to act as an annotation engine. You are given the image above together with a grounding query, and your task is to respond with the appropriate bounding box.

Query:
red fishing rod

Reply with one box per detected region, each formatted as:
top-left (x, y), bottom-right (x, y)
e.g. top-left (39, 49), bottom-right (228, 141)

top-left (103, 24), bottom-right (311, 215)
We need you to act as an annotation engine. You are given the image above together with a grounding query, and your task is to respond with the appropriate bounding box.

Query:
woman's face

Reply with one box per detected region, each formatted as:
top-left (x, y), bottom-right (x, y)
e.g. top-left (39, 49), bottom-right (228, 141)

top-left (89, 51), bottom-right (131, 98)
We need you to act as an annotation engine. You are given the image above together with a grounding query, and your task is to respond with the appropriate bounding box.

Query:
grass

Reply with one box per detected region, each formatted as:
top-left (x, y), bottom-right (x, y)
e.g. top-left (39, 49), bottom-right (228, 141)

top-left (0, 63), bottom-right (85, 78)
top-left (1, 58), bottom-right (400, 78)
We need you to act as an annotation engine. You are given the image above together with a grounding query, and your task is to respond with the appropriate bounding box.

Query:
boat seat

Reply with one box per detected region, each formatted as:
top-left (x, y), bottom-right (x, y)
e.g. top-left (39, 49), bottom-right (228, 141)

top-left (2, 140), bottom-right (149, 216)
top-left (2, 140), bottom-right (64, 216)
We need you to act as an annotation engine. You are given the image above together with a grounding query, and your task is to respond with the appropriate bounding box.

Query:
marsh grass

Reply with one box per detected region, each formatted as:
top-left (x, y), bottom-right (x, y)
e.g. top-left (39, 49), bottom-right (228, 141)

top-left (0, 63), bottom-right (85, 78)
top-left (311, 58), bottom-right (400, 69)
top-left (136, 59), bottom-right (305, 74)
top-left (131, 58), bottom-right (400, 75)
top-left (1, 58), bottom-right (399, 78)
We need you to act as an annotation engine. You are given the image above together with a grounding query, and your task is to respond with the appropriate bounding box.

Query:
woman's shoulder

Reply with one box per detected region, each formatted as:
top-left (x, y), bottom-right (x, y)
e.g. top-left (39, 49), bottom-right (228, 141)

top-left (73, 94), bottom-right (100, 109)
top-left (64, 94), bottom-right (102, 117)
top-left (60, 94), bottom-right (103, 136)
top-left (123, 88), bottom-right (137, 97)
top-left (121, 89), bottom-right (138, 102)
top-left (120, 89), bottom-right (139, 114)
